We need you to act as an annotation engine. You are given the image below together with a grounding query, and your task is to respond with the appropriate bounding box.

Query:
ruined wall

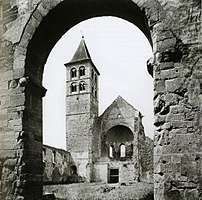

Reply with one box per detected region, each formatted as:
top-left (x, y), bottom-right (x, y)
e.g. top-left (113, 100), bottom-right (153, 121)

top-left (97, 96), bottom-right (152, 183)
top-left (151, 1), bottom-right (202, 199)
top-left (140, 136), bottom-right (154, 183)
top-left (43, 145), bottom-right (72, 184)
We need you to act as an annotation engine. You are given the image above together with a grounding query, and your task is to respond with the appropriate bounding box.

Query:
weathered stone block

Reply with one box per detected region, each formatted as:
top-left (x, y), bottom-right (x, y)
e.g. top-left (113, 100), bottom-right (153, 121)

top-left (0, 70), bottom-right (13, 82)
top-left (13, 68), bottom-right (25, 79)
top-left (0, 96), bottom-right (10, 109)
top-left (185, 189), bottom-right (199, 200)
top-left (10, 94), bottom-right (25, 107)
top-left (166, 113), bottom-right (185, 122)
top-left (158, 62), bottom-right (174, 70)
top-left (170, 105), bottom-right (184, 114)
top-left (160, 67), bottom-right (183, 80)
top-left (157, 38), bottom-right (177, 53)
top-left (154, 114), bottom-right (166, 126)
top-left (161, 122), bottom-right (171, 130)
top-left (13, 59), bottom-right (25, 70)
top-left (32, 9), bottom-right (43, 23)
top-left (0, 150), bottom-right (16, 159)
top-left (37, 3), bottom-right (49, 17)
top-left (0, 81), bottom-right (8, 90)
top-left (165, 78), bottom-right (185, 93)
top-left (154, 80), bottom-right (166, 94)
top-left (3, 159), bottom-right (17, 170)
top-left (154, 146), bottom-right (163, 155)
top-left (164, 189), bottom-right (181, 200)
top-left (4, 14), bottom-right (31, 44)
top-left (171, 155), bottom-right (181, 164)
top-left (170, 128), bottom-right (187, 135)
top-left (154, 31), bottom-right (174, 43)
top-left (181, 154), bottom-right (199, 182)
top-left (171, 121), bottom-right (186, 129)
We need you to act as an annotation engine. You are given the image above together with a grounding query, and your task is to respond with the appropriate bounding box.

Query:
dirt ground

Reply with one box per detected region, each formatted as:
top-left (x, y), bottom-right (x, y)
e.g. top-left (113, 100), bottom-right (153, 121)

top-left (43, 182), bottom-right (154, 200)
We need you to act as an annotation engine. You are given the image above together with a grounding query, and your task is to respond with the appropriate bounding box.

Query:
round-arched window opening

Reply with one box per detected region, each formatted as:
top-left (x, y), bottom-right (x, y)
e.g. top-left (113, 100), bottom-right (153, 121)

top-left (70, 165), bottom-right (77, 175)
top-left (79, 81), bottom-right (86, 91)
top-left (120, 144), bottom-right (126, 158)
top-left (106, 125), bottom-right (134, 143)
top-left (109, 145), bottom-right (114, 158)
top-left (71, 68), bottom-right (77, 78)
top-left (79, 66), bottom-right (85, 76)
top-left (71, 82), bottom-right (77, 92)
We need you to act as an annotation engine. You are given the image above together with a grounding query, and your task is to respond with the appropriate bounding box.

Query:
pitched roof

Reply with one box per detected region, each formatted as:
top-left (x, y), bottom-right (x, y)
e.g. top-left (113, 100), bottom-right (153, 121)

top-left (70, 38), bottom-right (91, 63)
top-left (100, 95), bottom-right (140, 119)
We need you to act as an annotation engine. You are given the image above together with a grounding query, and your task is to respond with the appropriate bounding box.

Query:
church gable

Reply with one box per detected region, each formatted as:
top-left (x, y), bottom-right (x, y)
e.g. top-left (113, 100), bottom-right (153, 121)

top-left (100, 96), bottom-right (139, 121)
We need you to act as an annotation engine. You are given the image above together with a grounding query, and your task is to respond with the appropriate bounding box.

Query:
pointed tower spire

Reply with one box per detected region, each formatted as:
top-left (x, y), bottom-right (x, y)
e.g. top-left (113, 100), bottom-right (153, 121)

top-left (70, 37), bottom-right (92, 63)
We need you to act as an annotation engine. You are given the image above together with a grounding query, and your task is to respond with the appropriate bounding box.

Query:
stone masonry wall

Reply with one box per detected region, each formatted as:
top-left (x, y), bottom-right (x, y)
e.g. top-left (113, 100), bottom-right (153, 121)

top-left (43, 145), bottom-right (72, 184)
top-left (152, 1), bottom-right (202, 199)
top-left (140, 135), bottom-right (154, 183)
top-left (0, 0), bottom-right (201, 199)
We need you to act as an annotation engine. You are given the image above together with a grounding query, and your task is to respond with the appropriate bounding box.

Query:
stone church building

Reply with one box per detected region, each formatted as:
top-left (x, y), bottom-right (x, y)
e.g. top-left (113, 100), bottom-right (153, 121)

top-left (43, 38), bottom-right (153, 184)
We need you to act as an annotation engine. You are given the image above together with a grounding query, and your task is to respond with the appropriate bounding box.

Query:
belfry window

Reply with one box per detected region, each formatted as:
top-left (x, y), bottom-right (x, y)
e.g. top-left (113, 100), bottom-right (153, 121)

top-left (95, 90), bottom-right (97, 98)
top-left (95, 74), bottom-right (97, 85)
top-left (91, 69), bottom-right (94, 79)
top-left (120, 144), bottom-right (126, 158)
top-left (91, 86), bottom-right (94, 94)
top-left (71, 68), bottom-right (77, 78)
top-left (109, 145), bottom-right (114, 158)
top-left (79, 66), bottom-right (85, 76)
top-left (71, 82), bottom-right (77, 92)
top-left (79, 81), bottom-right (86, 91)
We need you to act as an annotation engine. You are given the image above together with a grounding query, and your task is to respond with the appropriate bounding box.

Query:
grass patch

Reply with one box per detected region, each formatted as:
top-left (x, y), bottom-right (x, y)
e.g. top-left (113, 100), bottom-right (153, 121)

top-left (44, 182), bottom-right (154, 200)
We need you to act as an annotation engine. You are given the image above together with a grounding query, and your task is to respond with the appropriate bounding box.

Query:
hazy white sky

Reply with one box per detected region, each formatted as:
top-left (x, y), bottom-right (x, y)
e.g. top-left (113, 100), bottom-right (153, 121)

top-left (43, 16), bottom-right (153, 149)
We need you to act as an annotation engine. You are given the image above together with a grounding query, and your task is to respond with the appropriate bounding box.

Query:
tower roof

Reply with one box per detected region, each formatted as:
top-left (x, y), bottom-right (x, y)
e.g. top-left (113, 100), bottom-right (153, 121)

top-left (65, 37), bottom-right (100, 75)
top-left (70, 38), bottom-right (91, 63)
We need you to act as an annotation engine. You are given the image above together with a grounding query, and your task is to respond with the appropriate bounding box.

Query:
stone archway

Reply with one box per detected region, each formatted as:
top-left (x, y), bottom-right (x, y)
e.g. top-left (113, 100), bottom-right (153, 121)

top-left (0, 0), bottom-right (201, 199)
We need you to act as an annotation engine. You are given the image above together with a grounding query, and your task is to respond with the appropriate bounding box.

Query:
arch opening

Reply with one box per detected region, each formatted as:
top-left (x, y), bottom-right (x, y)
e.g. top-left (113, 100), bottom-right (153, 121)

top-left (25, 0), bottom-right (152, 84)
top-left (22, 0), bottom-right (153, 198)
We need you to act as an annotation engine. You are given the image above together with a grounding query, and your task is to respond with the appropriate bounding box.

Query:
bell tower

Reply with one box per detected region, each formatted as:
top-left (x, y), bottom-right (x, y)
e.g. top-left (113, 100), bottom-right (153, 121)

top-left (64, 37), bottom-right (100, 181)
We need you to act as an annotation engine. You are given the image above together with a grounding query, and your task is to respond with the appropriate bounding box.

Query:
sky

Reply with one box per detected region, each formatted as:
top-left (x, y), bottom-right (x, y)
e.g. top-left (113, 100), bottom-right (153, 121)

top-left (43, 16), bottom-right (153, 149)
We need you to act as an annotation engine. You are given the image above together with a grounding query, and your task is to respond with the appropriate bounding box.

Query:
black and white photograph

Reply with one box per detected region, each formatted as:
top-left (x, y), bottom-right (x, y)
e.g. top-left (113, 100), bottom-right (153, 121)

top-left (0, 0), bottom-right (201, 199)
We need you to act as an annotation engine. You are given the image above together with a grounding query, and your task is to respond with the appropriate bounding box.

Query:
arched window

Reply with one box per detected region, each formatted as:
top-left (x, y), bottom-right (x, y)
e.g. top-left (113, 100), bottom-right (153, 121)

top-left (95, 74), bottom-right (97, 85)
top-left (91, 86), bottom-right (94, 94)
top-left (52, 150), bottom-right (56, 163)
top-left (109, 145), bottom-right (114, 158)
top-left (91, 69), bottom-right (94, 79)
top-left (120, 144), bottom-right (126, 158)
top-left (70, 165), bottom-right (77, 175)
top-left (79, 66), bottom-right (85, 76)
top-left (79, 81), bottom-right (86, 91)
top-left (95, 90), bottom-right (97, 98)
top-left (71, 68), bottom-right (77, 78)
top-left (71, 82), bottom-right (77, 92)
top-left (43, 148), bottom-right (46, 162)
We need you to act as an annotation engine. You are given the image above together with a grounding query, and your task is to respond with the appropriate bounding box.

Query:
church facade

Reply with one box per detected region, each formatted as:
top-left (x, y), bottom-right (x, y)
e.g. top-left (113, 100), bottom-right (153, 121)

top-left (43, 38), bottom-right (153, 184)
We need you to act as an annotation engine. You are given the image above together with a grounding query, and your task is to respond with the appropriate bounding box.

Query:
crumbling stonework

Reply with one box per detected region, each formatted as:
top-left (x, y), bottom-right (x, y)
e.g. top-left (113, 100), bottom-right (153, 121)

top-left (0, 0), bottom-right (201, 199)
top-left (96, 96), bottom-right (147, 183)
top-left (42, 145), bottom-right (73, 184)
top-left (140, 136), bottom-right (154, 183)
